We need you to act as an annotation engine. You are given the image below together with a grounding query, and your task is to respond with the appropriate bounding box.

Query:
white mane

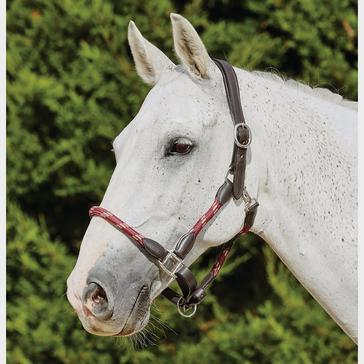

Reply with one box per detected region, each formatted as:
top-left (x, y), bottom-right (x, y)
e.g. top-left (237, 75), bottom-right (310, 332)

top-left (252, 70), bottom-right (357, 111)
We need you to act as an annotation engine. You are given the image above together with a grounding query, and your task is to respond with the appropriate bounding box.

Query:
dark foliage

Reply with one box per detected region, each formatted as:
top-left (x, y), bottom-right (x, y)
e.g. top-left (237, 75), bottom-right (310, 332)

top-left (7, 0), bottom-right (357, 363)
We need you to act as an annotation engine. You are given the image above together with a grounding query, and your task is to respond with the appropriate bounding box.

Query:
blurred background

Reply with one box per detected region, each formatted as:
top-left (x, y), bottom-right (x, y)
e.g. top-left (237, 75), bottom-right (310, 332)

top-left (7, 0), bottom-right (357, 363)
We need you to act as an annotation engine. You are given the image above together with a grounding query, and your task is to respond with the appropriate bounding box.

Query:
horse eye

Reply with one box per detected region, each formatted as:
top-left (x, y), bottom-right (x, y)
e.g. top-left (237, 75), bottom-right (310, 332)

top-left (168, 138), bottom-right (193, 156)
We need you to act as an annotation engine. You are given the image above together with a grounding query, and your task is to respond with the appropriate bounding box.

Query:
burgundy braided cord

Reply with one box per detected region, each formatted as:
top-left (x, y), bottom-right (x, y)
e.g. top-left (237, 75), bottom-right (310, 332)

top-left (238, 224), bottom-right (251, 236)
top-left (89, 197), bottom-right (225, 248)
top-left (210, 226), bottom-right (249, 278)
top-left (190, 198), bottom-right (223, 235)
top-left (89, 197), bottom-right (249, 279)
top-left (211, 244), bottom-right (233, 277)
top-left (89, 206), bottom-right (145, 246)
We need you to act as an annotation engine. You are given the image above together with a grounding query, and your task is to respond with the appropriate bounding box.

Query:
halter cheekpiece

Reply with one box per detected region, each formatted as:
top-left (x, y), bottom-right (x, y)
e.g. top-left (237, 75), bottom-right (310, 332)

top-left (89, 59), bottom-right (259, 317)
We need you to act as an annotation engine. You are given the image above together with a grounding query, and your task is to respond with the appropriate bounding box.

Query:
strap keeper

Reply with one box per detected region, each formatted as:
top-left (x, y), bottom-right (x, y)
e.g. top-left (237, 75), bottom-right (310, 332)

top-left (174, 232), bottom-right (196, 259)
top-left (188, 287), bottom-right (207, 304)
top-left (216, 179), bottom-right (233, 204)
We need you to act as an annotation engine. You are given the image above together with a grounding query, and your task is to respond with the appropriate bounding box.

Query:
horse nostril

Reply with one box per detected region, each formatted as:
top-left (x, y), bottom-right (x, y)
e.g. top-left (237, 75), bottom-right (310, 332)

top-left (82, 282), bottom-right (113, 320)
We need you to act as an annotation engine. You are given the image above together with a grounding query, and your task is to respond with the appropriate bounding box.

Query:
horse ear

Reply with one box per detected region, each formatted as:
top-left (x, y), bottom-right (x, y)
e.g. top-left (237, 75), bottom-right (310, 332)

top-left (128, 21), bottom-right (175, 85)
top-left (170, 13), bottom-right (213, 80)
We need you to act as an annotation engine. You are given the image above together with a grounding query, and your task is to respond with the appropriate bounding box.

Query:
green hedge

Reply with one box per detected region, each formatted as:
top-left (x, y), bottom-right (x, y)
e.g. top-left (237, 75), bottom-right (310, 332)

top-left (7, 0), bottom-right (357, 363)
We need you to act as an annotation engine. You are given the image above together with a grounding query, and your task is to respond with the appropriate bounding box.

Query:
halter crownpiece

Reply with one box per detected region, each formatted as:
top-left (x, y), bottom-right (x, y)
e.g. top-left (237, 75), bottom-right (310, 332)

top-left (89, 59), bottom-right (259, 317)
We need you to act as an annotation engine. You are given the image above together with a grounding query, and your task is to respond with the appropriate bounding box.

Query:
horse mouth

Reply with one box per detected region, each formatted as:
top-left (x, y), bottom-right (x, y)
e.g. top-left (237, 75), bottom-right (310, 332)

top-left (115, 285), bottom-right (151, 336)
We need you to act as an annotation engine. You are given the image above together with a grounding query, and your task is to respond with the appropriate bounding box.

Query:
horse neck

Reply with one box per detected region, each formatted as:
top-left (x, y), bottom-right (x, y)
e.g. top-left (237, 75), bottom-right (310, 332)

top-left (235, 68), bottom-right (358, 342)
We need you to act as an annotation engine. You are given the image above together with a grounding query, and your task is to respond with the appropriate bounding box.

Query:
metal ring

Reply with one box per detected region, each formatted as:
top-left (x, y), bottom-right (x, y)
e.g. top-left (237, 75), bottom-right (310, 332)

top-left (234, 123), bottom-right (251, 148)
top-left (177, 297), bottom-right (197, 318)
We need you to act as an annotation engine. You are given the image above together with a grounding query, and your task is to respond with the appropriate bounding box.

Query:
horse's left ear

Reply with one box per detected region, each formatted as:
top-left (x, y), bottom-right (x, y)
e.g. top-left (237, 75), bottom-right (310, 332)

top-left (170, 13), bottom-right (214, 80)
top-left (128, 21), bottom-right (175, 85)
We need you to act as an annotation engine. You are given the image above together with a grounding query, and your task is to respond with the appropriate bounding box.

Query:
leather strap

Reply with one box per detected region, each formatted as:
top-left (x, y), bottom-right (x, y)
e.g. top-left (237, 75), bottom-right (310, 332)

top-left (213, 59), bottom-right (251, 200)
top-left (213, 59), bottom-right (245, 125)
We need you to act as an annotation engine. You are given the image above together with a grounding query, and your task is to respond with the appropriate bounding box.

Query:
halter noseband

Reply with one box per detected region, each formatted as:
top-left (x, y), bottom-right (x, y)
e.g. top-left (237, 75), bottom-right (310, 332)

top-left (89, 59), bottom-right (259, 318)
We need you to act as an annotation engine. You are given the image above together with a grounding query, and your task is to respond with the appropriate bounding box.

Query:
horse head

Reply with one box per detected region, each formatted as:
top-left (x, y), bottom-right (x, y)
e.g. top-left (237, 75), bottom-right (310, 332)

top-left (67, 14), bottom-right (255, 336)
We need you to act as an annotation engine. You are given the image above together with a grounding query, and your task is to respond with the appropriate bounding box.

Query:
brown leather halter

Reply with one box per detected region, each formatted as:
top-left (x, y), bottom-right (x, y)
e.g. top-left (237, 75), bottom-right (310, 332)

top-left (89, 59), bottom-right (259, 317)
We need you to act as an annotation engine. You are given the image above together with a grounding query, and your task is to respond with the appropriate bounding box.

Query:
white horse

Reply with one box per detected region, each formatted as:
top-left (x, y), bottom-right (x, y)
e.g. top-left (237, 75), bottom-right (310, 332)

top-left (67, 14), bottom-right (357, 342)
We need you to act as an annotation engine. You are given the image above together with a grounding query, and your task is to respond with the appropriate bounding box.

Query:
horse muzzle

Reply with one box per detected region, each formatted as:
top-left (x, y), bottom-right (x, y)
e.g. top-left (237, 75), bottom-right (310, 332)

top-left (67, 265), bottom-right (154, 336)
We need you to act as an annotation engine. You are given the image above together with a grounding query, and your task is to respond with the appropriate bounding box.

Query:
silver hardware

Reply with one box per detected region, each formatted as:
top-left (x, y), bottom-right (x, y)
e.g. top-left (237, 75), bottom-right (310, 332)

top-left (234, 123), bottom-right (252, 148)
top-left (242, 188), bottom-right (257, 211)
top-left (158, 251), bottom-right (184, 278)
top-left (177, 297), bottom-right (197, 318)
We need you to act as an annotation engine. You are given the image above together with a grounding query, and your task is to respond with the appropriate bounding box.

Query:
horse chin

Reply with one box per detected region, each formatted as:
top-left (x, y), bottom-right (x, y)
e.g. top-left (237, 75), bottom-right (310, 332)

top-left (115, 310), bottom-right (150, 337)
top-left (115, 285), bottom-right (151, 337)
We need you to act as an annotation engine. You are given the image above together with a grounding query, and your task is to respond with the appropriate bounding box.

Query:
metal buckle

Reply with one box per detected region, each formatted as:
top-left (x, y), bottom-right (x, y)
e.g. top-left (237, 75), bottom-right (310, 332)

top-left (242, 188), bottom-right (257, 211)
top-left (158, 251), bottom-right (184, 278)
top-left (177, 297), bottom-right (197, 318)
top-left (234, 123), bottom-right (251, 148)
